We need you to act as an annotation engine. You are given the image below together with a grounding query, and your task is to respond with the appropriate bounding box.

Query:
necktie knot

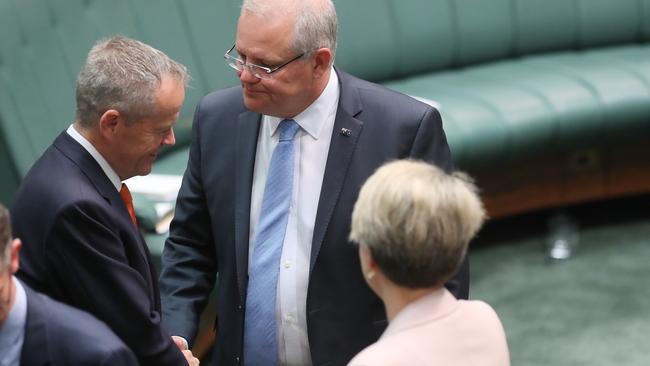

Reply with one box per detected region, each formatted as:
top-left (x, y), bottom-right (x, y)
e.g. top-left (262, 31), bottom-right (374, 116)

top-left (279, 119), bottom-right (300, 141)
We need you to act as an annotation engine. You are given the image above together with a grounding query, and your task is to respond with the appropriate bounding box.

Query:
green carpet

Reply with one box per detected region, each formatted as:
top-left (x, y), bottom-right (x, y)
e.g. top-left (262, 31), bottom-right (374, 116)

top-left (469, 196), bottom-right (650, 365)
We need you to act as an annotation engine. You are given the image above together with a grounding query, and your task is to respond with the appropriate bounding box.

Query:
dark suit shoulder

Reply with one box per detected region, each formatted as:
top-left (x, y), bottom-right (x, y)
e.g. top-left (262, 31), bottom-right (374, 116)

top-left (337, 68), bottom-right (432, 110)
top-left (15, 142), bottom-right (107, 211)
top-left (197, 86), bottom-right (246, 115)
top-left (335, 69), bottom-right (437, 134)
top-left (15, 178), bottom-right (118, 245)
top-left (202, 85), bottom-right (243, 104)
top-left (23, 284), bottom-right (138, 366)
top-left (192, 86), bottom-right (250, 140)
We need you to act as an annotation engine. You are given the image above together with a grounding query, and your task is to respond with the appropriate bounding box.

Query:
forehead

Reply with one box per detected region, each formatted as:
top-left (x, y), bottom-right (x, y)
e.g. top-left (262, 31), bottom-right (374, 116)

top-left (155, 77), bottom-right (185, 110)
top-left (136, 79), bottom-right (184, 130)
top-left (236, 10), bottom-right (295, 58)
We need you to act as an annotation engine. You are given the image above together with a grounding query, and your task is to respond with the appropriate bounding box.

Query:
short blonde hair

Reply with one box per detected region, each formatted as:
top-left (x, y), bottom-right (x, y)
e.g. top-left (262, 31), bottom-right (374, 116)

top-left (349, 160), bottom-right (485, 288)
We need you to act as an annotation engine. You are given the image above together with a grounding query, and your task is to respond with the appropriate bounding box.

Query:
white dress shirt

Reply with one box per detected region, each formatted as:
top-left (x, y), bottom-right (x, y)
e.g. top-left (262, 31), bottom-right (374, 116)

top-left (0, 277), bottom-right (27, 366)
top-left (66, 125), bottom-right (122, 191)
top-left (249, 68), bottom-right (340, 366)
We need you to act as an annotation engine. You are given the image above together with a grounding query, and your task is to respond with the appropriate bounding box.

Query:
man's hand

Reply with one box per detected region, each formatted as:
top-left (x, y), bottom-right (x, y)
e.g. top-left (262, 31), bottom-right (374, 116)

top-left (183, 350), bottom-right (200, 366)
top-left (172, 336), bottom-right (198, 365)
top-left (172, 335), bottom-right (189, 351)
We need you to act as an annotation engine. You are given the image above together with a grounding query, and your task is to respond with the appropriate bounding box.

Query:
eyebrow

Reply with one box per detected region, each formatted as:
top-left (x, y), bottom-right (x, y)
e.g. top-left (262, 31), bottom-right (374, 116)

top-left (235, 46), bottom-right (285, 66)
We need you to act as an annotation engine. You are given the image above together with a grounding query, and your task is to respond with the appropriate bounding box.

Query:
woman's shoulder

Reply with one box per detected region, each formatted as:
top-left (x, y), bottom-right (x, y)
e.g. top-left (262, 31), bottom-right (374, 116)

top-left (347, 338), bottom-right (422, 366)
top-left (458, 299), bottom-right (503, 323)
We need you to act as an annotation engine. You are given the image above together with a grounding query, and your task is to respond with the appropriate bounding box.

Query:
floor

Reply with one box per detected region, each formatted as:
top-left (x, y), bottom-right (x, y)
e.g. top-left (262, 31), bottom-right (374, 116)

top-left (469, 195), bottom-right (650, 366)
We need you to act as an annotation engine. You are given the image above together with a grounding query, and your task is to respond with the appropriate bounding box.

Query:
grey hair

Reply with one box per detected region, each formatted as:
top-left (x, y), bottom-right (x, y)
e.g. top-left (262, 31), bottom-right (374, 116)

top-left (75, 36), bottom-right (189, 128)
top-left (241, 0), bottom-right (338, 64)
top-left (349, 160), bottom-right (486, 289)
top-left (0, 204), bottom-right (12, 269)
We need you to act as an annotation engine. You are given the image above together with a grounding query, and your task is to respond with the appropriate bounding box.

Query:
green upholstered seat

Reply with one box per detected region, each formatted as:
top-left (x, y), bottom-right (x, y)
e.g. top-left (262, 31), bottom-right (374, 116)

top-left (384, 45), bottom-right (650, 170)
top-left (1, 0), bottom-right (649, 241)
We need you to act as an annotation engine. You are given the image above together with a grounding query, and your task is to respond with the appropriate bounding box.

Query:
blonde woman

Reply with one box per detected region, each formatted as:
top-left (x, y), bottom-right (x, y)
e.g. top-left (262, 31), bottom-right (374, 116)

top-left (348, 160), bottom-right (509, 366)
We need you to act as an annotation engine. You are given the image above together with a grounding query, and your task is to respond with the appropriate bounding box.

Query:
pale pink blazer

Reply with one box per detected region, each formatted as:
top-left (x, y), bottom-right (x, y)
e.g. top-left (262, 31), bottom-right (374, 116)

top-left (348, 288), bottom-right (510, 366)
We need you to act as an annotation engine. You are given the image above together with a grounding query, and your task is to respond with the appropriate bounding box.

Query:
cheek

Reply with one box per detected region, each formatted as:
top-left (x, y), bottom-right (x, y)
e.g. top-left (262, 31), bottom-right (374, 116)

top-left (265, 79), bottom-right (293, 98)
top-left (143, 135), bottom-right (163, 150)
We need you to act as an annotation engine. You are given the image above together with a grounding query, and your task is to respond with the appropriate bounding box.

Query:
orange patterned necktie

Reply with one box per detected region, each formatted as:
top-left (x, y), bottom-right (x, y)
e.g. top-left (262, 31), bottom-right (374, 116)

top-left (119, 183), bottom-right (138, 228)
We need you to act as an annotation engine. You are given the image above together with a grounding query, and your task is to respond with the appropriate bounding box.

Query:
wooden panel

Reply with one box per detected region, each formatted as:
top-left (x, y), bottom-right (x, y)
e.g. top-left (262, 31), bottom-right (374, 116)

top-left (476, 141), bottom-right (650, 219)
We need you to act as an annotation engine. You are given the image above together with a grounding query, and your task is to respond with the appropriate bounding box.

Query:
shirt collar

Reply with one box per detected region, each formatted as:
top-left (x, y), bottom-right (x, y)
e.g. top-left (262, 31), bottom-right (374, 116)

top-left (267, 67), bottom-right (340, 140)
top-left (0, 277), bottom-right (27, 357)
top-left (66, 124), bottom-right (122, 191)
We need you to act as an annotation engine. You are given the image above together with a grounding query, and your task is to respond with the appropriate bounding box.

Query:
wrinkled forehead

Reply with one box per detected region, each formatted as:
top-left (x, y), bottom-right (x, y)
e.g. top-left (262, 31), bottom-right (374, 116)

top-left (236, 9), bottom-right (297, 57)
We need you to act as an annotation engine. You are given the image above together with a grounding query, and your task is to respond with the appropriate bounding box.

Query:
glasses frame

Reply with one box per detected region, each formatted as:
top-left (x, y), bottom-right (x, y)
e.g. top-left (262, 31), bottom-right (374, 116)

top-left (224, 44), bottom-right (305, 79)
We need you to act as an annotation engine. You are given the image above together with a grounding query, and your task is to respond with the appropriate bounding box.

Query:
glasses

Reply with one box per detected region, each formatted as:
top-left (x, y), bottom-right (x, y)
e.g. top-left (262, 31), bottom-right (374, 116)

top-left (224, 44), bottom-right (304, 80)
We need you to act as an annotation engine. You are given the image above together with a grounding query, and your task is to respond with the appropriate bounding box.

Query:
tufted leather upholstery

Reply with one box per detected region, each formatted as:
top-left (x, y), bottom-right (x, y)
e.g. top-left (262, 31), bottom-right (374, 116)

top-left (1, 0), bottom-right (649, 218)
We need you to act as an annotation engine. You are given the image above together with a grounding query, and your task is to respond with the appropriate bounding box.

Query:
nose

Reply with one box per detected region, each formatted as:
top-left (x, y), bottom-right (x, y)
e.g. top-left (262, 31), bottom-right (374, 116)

top-left (163, 128), bottom-right (176, 146)
top-left (239, 66), bottom-right (259, 83)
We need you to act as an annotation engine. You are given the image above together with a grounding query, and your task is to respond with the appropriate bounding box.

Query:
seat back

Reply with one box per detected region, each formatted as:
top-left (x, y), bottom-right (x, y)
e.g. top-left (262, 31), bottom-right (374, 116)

top-left (2, 0), bottom-right (650, 202)
top-left (0, 0), bottom-right (241, 195)
top-left (335, 0), bottom-right (650, 80)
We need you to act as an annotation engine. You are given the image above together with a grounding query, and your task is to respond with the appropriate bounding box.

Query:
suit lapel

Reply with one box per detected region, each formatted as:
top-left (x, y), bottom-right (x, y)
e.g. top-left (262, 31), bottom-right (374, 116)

top-left (20, 283), bottom-right (51, 366)
top-left (53, 132), bottom-right (157, 303)
top-left (235, 111), bottom-right (262, 301)
top-left (54, 133), bottom-right (137, 236)
top-left (310, 70), bottom-right (364, 271)
top-left (53, 132), bottom-right (116, 203)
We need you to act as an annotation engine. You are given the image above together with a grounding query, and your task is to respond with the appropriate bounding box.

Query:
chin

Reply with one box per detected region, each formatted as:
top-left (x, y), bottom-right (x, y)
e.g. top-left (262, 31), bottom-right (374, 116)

top-left (243, 97), bottom-right (269, 115)
top-left (138, 166), bottom-right (153, 177)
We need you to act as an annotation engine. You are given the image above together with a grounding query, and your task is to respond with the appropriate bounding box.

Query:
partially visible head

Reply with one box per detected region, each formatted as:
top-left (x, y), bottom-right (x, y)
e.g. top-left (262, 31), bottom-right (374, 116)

top-left (75, 36), bottom-right (189, 180)
top-left (0, 203), bottom-right (21, 326)
top-left (350, 160), bottom-right (486, 290)
top-left (235, 0), bottom-right (338, 117)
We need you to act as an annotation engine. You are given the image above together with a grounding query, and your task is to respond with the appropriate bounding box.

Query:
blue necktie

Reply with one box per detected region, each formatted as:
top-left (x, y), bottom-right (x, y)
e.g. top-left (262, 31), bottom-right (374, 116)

top-left (244, 119), bottom-right (300, 366)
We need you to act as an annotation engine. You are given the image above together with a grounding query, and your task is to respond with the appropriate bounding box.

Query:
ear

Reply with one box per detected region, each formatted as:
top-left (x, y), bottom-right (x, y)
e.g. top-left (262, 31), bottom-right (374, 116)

top-left (10, 238), bottom-right (21, 275)
top-left (358, 244), bottom-right (378, 272)
top-left (98, 109), bottom-right (123, 140)
top-left (311, 47), bottom-right (332, 79)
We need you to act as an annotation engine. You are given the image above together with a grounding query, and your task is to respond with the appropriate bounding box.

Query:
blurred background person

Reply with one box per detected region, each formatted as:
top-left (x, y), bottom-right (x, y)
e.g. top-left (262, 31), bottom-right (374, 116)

top-left (0, 203), bottom-right (138, 366)
top-left (348, 160), bottom-right (510, 366)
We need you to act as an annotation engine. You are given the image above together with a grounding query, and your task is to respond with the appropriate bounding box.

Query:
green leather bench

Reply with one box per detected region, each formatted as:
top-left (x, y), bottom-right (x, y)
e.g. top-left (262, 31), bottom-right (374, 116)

top-left (333, 0), bottom-right (650, 217)
top-left (2, 0), bottom-right (650, 247)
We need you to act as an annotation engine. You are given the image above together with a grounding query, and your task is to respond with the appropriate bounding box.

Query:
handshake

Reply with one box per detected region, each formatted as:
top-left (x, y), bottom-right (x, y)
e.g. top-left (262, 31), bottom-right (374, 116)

top-left (173, 336), bottom-right (200, 366)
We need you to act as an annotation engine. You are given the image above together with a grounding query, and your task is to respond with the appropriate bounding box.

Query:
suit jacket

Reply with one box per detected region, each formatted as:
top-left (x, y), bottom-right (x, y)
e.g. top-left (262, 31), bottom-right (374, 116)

top-left (11, 132), bottom-right (186, 366)
top-left (347, 289), bottom-right (510, 366)
top-left (159, 68), bottom-right (469, 366)
top-left (19, 280), bottom-right (138, 366)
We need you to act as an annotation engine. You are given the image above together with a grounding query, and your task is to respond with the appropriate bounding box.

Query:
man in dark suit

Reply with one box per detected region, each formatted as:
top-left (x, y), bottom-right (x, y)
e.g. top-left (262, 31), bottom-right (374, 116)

top-left (11, 36), bottom-right (198, 366)
top-left (159, 0), bottom-right (469, 365)
top-left (0, 203), bottom-right (138, 366)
